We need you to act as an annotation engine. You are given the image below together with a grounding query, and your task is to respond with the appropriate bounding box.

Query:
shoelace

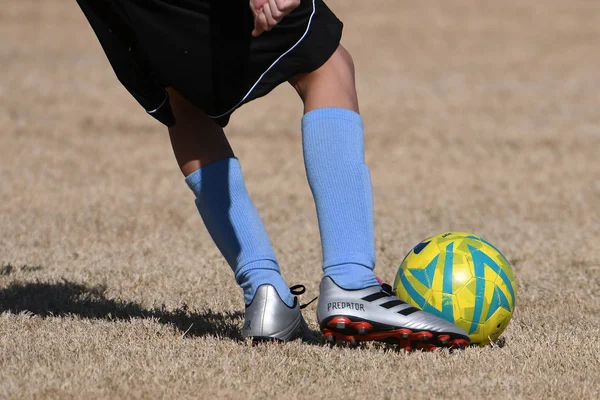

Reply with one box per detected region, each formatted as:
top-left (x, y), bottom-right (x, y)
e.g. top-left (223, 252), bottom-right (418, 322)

top-left (381, 282), bottom-right (394, 296)
top-left (290, 284), bottom-right (318, 310)
top-left (290, 281), bottom-right (395, 309)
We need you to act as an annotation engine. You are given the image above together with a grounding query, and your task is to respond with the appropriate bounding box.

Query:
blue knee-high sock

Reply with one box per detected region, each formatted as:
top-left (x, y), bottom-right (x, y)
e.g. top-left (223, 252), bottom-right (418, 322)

top-left (302, 108), bottom-right (380, 289)
top-left (185, 158), bottom-right (294, 306)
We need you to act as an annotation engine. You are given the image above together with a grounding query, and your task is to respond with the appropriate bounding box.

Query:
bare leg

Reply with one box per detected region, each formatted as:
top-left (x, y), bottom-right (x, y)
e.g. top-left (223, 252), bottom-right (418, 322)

top-left (289, 45), bottom-right (359, 113)
top-left (166, 88), bottom-right (234, 177)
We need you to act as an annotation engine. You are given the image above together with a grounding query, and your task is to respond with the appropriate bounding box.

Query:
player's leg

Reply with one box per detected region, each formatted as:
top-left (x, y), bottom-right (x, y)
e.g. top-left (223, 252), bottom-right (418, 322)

top-left (289, 45), bottom-right (379, 290)
top-left (167, 88), bottom-right (234, 174)
top-left (77, 0), bottom-right (310, 341)
top-left (290, 45), bottom-right (359, 114)
top-left (289, 48), bottom-right (470, 349)
top-left (167, 88), bottom-right (298, 310)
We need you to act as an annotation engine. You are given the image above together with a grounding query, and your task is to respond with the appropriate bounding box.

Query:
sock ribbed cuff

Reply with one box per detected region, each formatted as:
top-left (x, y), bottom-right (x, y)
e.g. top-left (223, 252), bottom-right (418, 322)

top-left (302, 107), bottom-right (363, 126)
top-left (185, 157), bottom-right (241, 194)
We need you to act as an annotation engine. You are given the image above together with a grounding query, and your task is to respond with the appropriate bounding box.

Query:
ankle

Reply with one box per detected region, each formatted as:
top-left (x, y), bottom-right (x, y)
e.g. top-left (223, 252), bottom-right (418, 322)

top-left (323, 263), bottom-right (379, 290)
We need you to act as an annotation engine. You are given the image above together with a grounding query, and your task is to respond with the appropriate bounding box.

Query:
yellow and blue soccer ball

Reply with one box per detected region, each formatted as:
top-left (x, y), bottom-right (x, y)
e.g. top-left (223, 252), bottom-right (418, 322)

top-left (394, 232), bottom-right (517, 345)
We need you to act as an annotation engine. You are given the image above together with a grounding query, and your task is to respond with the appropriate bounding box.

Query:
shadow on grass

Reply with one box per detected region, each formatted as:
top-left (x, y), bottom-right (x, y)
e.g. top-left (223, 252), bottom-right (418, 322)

top-left (0, 263), bottom-right (43, 276)
top-left (0, 280), bottom-right (244, 341)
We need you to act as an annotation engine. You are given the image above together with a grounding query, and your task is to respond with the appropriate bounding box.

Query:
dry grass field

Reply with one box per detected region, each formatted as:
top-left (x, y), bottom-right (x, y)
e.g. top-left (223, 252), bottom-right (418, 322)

top-left (1, 0), bottom-right (599, 398)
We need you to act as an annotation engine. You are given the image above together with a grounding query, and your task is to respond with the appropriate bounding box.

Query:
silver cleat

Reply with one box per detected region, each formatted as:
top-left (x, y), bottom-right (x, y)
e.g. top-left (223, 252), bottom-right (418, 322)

top-left (317, 277), bottom-right (470, 349)
top-left (242, 284), bottom-right (311, 342)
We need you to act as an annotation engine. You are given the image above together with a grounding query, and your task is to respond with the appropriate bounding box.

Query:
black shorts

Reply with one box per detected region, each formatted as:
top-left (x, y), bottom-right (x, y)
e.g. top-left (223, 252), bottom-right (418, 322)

top-left (77, 0), bottom-right (343, 127)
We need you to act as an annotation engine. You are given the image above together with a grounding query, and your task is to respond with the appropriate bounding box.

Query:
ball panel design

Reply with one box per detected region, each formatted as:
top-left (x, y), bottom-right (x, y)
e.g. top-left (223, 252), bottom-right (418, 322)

top-left (395, 232), bottom-right (517, 345)
top-left (455, 277), bottom-right (477, 324)
top-left (484, 307), bottom-right (513, 342)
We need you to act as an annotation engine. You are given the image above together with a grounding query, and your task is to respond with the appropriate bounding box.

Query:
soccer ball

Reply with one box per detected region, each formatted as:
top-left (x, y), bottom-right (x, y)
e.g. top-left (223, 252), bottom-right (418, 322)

top-left (393, 232), bottom-right (517, 346)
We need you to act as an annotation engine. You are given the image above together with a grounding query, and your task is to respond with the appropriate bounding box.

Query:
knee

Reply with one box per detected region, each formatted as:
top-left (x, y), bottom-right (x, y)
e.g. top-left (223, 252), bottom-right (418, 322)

top-left (290, 45), bottom-right (356, 101)
top-left (333, 45), bottom-right (356, 78)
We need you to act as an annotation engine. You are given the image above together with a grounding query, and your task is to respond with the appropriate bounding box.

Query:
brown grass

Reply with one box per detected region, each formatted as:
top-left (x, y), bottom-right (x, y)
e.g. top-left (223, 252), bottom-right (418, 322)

top-left (1, 0), bottom-right (599, 398)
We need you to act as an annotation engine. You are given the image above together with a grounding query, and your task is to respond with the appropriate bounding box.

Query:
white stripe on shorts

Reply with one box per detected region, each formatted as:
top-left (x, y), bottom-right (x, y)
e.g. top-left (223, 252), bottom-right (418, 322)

top-left (208, 0), bottom-right (317, 119)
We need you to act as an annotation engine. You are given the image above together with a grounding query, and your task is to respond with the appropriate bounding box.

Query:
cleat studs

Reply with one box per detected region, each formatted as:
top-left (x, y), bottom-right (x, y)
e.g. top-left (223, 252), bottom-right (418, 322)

top-left (438, 335), bottom-right (450, 345)
top-left (398, 329), bottom-right (412, 340)
top-left (321, 323), bottom-right (464, 353)
top-left (448, 339), bottom-right (469, 349)
top-left (355, 322), bottom-right (372, 335)
top-left (415, 343), bottom-right (436, 351)
top-left (415, 332), bottom-right (433, 342)
top-left (322, 329), bottom-right (336, 344)
top-left (329, 317), bottom-right (350, 331)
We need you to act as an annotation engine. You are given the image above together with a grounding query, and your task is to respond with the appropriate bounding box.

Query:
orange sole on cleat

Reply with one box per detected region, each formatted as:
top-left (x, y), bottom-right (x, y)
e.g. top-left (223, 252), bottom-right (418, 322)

top-left (448, 338), bottom-right (470, 349)
top-left (415, 343), bottom-right (438, 351)
top-left (322, 316), bottom-right (470, 351)
top-left (438, 334), bottom-right (450, 345)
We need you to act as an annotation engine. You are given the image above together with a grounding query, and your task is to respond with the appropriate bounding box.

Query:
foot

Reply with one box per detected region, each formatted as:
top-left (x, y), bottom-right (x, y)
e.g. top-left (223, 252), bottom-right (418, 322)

top-left (316, 277), bottom-right (470, 351)
top-left (242, 284), bottom-right (311, 342)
